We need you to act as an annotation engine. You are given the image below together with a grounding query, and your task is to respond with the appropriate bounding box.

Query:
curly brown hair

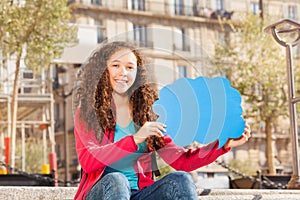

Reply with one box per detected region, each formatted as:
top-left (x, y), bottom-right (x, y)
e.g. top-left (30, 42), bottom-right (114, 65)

top-left (74, 41), bottom-right (164, 151)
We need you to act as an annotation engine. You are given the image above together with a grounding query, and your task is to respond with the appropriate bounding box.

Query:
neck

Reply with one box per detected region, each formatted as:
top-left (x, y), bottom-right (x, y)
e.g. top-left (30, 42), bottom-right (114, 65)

top-left (112, 92), bottom-right (130, 108)
top-left (112, 92), bottom-right (132, 126)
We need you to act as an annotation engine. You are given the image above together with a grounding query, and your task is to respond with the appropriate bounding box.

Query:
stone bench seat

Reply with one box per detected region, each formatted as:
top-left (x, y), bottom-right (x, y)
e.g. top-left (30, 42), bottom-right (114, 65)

top-left (0, 187), bottom-right (300, 200)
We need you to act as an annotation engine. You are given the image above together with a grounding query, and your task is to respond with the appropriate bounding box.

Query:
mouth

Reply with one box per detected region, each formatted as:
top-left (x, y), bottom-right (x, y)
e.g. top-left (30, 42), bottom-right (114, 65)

top-left (115, 79), bottom-right (128, 83)
top-left (114, 79), bottom-right (129, 87)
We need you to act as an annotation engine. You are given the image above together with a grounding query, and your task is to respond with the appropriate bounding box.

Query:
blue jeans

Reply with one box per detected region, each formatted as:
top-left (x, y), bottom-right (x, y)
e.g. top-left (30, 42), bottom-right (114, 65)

top-left (86, 171), bottom-right (198, 200)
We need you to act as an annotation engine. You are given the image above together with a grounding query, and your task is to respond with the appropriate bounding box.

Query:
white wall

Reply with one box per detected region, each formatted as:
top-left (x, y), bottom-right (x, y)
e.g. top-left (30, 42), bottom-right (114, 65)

top-left (197, 172), bottom-right (230, 189)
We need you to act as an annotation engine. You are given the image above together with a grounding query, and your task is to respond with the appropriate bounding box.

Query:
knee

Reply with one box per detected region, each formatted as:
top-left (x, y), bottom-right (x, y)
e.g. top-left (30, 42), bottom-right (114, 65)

top-left (102, 172), bottom-right (130, 189)
top-left (163, 171), bottom-right (198, 199)
top-left (86, 173), bottom-right (130, 200)
top-left (167, 171), bottom-right (195, 187)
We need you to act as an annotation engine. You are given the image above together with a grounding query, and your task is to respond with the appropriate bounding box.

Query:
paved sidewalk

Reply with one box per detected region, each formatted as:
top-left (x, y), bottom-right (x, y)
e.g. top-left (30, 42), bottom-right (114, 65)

top-left (0, 187), bottom-right (300, 200)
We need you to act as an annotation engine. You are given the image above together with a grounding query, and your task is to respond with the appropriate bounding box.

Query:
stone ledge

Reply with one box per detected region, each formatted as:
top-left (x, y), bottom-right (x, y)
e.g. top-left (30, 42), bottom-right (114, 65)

top-left (199, 195), bottom-right (300, 200)
top-left (0, 186), bottom-right (77, 200)
top-left (198, 188), bottom-right (300, 195)
top-left (198, 189), bottom-right (300, 200)
top-left (0, 187), bottom-right (300, 200)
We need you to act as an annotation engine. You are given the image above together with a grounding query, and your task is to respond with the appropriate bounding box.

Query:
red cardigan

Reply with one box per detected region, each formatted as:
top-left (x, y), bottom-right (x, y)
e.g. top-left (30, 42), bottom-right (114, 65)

top-left (74, 109), bottom-right (230, 199)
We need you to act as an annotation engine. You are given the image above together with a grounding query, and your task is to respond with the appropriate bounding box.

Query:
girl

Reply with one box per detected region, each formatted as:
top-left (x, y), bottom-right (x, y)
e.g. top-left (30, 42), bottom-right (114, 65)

top-left (73, 41), bottom-right (251, 200)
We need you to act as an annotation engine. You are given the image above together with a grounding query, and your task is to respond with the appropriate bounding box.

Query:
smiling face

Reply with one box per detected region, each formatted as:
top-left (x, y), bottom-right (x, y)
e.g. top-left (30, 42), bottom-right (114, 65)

top-left (107, 48), bottom-right (138, 95)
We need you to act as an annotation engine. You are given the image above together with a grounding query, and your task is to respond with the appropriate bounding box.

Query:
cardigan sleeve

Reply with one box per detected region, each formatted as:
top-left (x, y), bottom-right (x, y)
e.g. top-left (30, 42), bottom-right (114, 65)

top-left (157, 135), bottom-right (230, 172)
top-left (74, 109), bottom-right (138, 173)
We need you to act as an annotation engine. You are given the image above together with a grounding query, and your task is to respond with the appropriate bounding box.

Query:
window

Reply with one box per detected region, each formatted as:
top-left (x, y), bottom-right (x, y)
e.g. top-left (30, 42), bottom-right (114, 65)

top-left (20, 68), bottom-right (34, 93)
top-left (182, 29), bottom-right (190, 51)
top-left (91, 0), bottom-right (101, 5)
top-left (132, 0), bottom-right (145, 11)
top-left (192, 0), bottom-right (199, 16)
top-left (133, 24), bottom-right (146, 45)
top-left (177, 65), bottom-right (187, 78)
top-left (133, 24), bottom-right (152, 47)
top-left (174, 29), bottom-right (190, 51)
top-left (207, 172), bottom-right (215, 178)
top-left (95, 20), bottom-right (105, 43)
top-left (250, 2), bottom-right (259, 15)
top-left (175, 0), bottom-right (183, 15)
top-left (216, 0), bottom-right (223, 10)
top-left (23, 69), bottom-right (34, 79)
top-left (288, 5), bottom-right (296, 20)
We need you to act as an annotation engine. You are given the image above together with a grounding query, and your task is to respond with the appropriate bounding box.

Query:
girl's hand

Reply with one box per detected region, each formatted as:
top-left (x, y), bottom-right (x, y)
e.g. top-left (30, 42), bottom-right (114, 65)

top-left (223, 124), bottom-right (251, 149)
top-left (133, 122), bottom-right (166, 144)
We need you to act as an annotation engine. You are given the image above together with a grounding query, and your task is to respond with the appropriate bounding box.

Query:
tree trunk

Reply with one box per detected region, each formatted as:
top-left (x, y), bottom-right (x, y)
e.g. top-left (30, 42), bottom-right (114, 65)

top-left (8, 1), bottom-right (42, 170)
top-left (10, 50), bottom-right (21, 170)
top-left (265, 119), bottom-right (276, 174)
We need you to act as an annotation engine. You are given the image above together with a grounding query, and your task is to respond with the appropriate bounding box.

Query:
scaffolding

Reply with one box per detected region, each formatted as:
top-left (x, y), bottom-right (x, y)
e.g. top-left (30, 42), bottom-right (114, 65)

top-left (0, 60), bottom-right (56, 175)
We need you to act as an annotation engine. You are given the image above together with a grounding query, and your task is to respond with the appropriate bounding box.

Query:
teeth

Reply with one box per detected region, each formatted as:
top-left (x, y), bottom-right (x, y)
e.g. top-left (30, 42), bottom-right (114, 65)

top-left (116, 80), bottom-right (127, 83)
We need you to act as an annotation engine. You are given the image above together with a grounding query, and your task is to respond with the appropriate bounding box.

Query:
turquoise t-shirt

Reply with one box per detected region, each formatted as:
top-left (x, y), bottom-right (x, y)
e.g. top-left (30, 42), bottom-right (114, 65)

top-left (102, 121), bottom-right (147, 190)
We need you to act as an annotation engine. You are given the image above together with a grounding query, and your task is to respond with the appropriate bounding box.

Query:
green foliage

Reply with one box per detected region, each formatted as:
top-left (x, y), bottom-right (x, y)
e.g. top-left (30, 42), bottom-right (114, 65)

top-left (228, 159), bottom-right (260, 178)
top-left (0, 0), bottom-right (78, 72)
top-left (15, 138), bottom-right (49, 173)
top-left (213, 14), bottom-right (290, 127)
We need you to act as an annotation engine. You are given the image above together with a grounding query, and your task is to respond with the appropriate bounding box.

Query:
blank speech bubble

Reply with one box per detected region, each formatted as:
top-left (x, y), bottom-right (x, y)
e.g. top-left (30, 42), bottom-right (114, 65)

top-left (153, 76), bottom-right (245, 148)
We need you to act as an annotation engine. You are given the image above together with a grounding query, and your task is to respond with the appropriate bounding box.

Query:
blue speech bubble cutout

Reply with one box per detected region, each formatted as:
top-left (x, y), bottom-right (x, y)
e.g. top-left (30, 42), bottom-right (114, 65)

top-left (153, 76), bottom-right (245, 148)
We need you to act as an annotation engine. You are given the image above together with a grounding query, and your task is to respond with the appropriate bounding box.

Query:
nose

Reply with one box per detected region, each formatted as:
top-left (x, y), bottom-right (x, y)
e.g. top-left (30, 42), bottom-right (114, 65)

top-left (118, 65), bottom-right (127, 76)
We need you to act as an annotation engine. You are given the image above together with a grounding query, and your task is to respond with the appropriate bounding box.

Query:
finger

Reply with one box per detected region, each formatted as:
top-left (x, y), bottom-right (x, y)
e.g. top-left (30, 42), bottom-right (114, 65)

top-left (157, 124), bottom-right (167, 132)
top-left (150, 127), bottom-right (164, 136)
top-left (244, 129), bottom-right (250, 136)
top-left (155, 132), bottom-right (164, 137)
top-left (152, 122), bottom-right (167, 128)
top-left (245, 122), bottom-right (250, 129)
top-left (242, 133), bottom-right (248, 141)
top-left (244, 124), bottom-right (250, 131)
top-left (247, 131), bottom-right (251, 138)
top-left (150, 127), bottom-right (160, 132)
top-left (156, 128), bottom-right (164, 137)
top-left (244, 128), bottom-right (251, 137)
top-left (244, 126), bottom-right (251, 133)
top-left (150, 122), bottom-right (167, 132)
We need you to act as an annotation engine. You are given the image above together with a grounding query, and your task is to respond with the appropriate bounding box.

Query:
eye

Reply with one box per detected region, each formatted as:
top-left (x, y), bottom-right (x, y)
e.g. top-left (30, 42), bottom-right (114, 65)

top-left (111, 64), bottom-right (119, 68)
top-left (127, 66), bottom-right (134, 70)
top-left (127, 65), bottom-right (137, 70)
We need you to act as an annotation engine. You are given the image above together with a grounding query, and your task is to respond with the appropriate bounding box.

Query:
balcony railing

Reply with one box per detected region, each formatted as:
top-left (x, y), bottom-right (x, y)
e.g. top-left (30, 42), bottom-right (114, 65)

top-left (77, 0), bottom-right (233, 19)
top-left (134, 40), bottom-right (154, 48)
top-left (0, 68), bottom-right (52, 95)
top-left (173, 43), bottom-right (191, 52)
